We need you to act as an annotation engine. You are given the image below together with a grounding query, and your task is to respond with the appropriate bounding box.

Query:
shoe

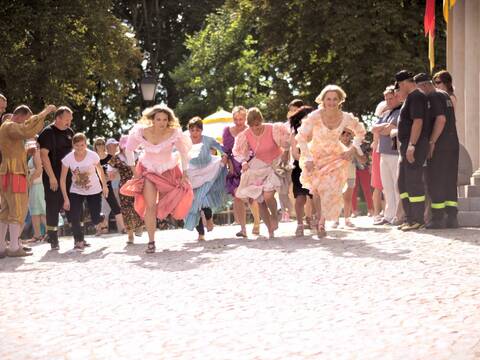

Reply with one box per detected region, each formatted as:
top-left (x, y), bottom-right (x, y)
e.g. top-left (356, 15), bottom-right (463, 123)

top-left (446, 217), bottom-right (459, 229)
top-left (401, 222), bottom-right (425, 231)
top-left (425, 220), bottom-right (445, 229)
top-left (22, 246), bottom-right (32, 252)
top-left (331, 221), bottom-right (339, 229)
top-left (317, 223), bottom-right (327, 238)
top-left (6, 248), bottom-right (33, 257)
top-left (50, 242), bottom-right (59, 250)
top-left (197, 234), bottom-right (206, 242)
top-left (145, 242), bottom-right (156, 254)
top-left (295, 224), bottom-right (304, 237)
top-left (83, 241), bottom-right (91, 247)
top-left (396, 222), bottom-right (409, 230)
top-left (344, 218), bottom-right (355, 228)
top-left (73, 242), bottom-right (85, 251)
top-left (373, 217), bottom-right (389, 225)
top-left (236, 231), bottom-right (247, 238)
top-left (280, 212), bottom-right (290, 222)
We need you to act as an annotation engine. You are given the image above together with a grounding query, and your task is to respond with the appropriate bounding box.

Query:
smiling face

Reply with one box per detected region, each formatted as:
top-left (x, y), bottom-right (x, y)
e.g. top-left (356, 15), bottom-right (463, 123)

top-left (233, 110), bottom-right (247, 127)
top-left (323, 91), bottom-right (341, 110)
top-left (152, 111), bottom-right (169, 129)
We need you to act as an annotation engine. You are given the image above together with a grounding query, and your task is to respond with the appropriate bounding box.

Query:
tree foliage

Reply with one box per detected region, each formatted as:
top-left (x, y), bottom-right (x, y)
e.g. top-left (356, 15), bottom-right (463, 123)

top-left (111, 0), bottom-right (224, 109)
top-left (173, 0), bottom-right (447, 121)
top-left (0, 0), bottom-right (143, 139)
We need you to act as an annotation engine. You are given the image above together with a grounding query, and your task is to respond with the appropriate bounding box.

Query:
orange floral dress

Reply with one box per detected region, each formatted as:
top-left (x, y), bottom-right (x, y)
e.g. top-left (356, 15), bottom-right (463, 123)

top-left (295, 110), bottom-right (366, 220)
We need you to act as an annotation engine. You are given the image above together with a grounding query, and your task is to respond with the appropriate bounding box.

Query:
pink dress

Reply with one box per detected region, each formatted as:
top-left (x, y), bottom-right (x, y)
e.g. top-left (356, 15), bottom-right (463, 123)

top-left (120, 125), bottom-right (193, 220)
top-left (232, 123), bottom-right (289, 201)
top-left (296, 110), bottom-right (366, 220)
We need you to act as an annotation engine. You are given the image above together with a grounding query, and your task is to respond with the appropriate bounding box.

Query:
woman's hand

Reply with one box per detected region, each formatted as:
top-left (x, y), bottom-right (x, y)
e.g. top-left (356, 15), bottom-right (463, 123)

top-left (102, 185), bottom-right (109, 198)
top-left (241, 162), bottom-right (249, 172)
top-left (63, 199), bottom-right (70, 211)
top-left (305, 160), bottom-right (314, 172)
top-left (341, 147), bottom-right (356, 160)
top-left (221, 154), bottom-right (228, 165)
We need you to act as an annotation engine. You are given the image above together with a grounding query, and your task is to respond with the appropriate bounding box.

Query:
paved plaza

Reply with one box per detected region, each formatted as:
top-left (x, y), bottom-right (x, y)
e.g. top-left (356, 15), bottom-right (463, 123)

top-left (1, 217), bottom-right (480, 360)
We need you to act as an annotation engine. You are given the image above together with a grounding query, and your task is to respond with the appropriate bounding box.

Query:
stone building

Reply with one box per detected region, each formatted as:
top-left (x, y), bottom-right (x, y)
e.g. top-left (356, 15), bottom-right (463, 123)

top-left (447, 0), bottom-right (480, 226)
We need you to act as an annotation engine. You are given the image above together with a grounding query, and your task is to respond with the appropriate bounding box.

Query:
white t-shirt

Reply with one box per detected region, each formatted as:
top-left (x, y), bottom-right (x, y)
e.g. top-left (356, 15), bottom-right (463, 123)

top-left (62, 149), bottom-right (102, 195)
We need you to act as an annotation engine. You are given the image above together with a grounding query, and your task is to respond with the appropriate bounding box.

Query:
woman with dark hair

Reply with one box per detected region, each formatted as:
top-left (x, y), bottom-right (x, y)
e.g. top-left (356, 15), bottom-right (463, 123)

top-left (184, 117), bottom-right (227, 241)
top-left (433, 70), bottom-right (457, 110)
top-left (289, 106), bottom-right (315, 236)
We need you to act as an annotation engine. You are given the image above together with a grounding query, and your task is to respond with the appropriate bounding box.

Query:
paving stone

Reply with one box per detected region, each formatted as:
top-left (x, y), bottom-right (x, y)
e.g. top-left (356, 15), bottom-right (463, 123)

top-left (1, 218), bottom-right (480, 359)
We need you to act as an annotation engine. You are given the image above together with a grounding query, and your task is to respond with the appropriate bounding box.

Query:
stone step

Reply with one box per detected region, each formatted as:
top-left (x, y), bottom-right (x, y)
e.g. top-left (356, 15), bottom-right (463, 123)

top-left (458, 211), bottom-right (480, 227)
top-left (458, 197), bottom-right (480, 211)
top-left (463, 185), bottom-right (480, 198)
top-left (471, 176), bottom-right (480, 186)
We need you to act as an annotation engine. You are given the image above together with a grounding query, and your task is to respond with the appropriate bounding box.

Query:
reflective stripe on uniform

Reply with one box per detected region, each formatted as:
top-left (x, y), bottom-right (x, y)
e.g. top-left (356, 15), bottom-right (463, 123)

top-left (400, 192), bottom-right (409, 199)
top-left (445, 201), bottom-right (458, 207)
top-left (431, 202), bottom-right (446, 209)
top-left (409, 195), bottom-right (426, 203)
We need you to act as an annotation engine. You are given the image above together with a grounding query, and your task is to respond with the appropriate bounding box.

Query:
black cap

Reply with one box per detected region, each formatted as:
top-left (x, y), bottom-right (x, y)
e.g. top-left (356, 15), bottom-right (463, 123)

top-left (413, 72), bottom-right (432, 83)
top-left (395, 70), bottom-right (414, 82)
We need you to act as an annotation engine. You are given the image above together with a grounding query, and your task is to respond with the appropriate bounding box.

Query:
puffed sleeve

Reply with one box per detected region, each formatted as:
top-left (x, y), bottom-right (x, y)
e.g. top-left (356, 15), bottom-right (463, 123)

top-left (125, 125), bottom-right (143, 166)
top-left (272, 122), bottom-right (290, 149)
top-left (174, 129), bottom-right (192, 171)
top-left (344, 112), bottom-right (366, 155)
top-left (6, 114), bottom-right (45, 140)
top-left (232, 129), bottom-right (250, 163)
top-left (295, 111), bottom-right (316, 161)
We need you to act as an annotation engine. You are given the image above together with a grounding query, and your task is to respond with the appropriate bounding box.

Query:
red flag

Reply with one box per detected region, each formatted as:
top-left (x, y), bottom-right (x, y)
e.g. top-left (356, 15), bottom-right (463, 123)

top-left (424, 0), bottom-right (436, 72)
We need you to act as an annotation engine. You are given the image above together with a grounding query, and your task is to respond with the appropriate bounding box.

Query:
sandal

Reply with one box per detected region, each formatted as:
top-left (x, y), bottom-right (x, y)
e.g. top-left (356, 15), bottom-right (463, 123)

top-left (74, 242), bottom-right (85, 251)
top-left (197, 234), bottom-right (206, 242)
top-left (145, 242), bottom-right (156, 254)
top-left (236, 230), bottom-right (247, 238)
top-left (317, 223), bottom-right (327, 238)
top-left (126, 236), bottom-right (134, 245)
top-left (295, 224), bottom-right (304, 237)
top-left (345, 218), bottom-right (355, 228)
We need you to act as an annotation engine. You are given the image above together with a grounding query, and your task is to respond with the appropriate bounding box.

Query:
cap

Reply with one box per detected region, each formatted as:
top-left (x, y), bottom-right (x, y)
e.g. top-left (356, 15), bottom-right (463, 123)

top-left (395, 70), bottom-right (414, 83)
top-left (106, 138), bottom-right (119, 146)
top-left (413, 72), bottom-right (432, 83)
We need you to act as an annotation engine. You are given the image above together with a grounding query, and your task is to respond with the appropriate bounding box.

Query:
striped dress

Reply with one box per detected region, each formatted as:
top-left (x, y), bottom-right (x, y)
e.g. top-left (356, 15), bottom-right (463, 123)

top-left (183, 136), bottom-right (227, 231)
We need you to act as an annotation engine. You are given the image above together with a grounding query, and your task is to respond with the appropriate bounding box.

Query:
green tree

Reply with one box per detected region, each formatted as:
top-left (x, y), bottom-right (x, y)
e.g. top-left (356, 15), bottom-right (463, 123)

top-left (111, 0), bottom-right (224, 109)
top-left (0, 0), bottom-right (143, 139)
top-left (172, 0), bottom-right (447, 120)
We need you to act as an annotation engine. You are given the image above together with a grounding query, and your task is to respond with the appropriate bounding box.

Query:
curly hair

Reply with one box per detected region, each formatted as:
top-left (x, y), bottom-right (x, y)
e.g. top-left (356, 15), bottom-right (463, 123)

top-left (138, 104), bottom-right (180, 128)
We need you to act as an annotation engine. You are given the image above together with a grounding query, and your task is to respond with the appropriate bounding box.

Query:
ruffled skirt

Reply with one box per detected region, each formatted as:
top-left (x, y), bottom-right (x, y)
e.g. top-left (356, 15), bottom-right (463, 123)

top-left (235, 158), bottom-right (281, 202)
top-left (120, 164), bottom-right (193, 220)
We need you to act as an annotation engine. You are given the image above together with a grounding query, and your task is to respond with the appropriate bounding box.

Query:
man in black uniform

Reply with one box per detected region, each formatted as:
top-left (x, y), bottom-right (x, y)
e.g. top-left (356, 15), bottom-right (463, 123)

top-left (395, 70), bottom-right (430, 231)
top-left (38, 107), bottom-right (74, 250)
top-left (415, 73), bottom-right (459, 228)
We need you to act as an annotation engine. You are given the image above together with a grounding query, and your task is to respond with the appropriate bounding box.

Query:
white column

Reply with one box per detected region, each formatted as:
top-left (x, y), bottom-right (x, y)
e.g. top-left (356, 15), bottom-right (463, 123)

top-left (448, 0), bottom-right (466, 145)
top-left (464, 0), bottom-right (480, 174)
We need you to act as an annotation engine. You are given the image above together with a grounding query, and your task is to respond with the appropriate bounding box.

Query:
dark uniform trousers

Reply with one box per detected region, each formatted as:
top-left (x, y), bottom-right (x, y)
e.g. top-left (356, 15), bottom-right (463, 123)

top-left (398, 141), bottom-right (428, 224)
top-left (43, 173), bottom-right (73, 245)
top-left (426, 146), bottom-right (459, 221)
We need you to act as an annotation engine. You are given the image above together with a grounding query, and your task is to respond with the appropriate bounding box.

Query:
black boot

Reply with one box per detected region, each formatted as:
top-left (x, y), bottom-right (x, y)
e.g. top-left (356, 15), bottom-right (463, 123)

top-left (426, 209), bottom-right (445, 229)
top-left (48, 231), bottom-right (59, 250)
top-left (446, 215), bottom-right (459, 228)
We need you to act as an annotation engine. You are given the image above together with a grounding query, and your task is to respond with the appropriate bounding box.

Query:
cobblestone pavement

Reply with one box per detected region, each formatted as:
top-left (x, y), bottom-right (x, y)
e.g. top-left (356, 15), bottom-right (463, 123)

top-left (1, 217), bottom-right (480, 360)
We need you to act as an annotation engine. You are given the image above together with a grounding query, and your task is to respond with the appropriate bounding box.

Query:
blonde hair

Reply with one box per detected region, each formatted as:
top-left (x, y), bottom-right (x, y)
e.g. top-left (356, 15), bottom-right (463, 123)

top-left (315, 85), bottom-right (347, 108)
top-left (246, 107), bottom-right (264, 126)
top-left (232, 105), bottom-right (246, 116)
top-left (138, 104), bottom-right (180, 128)
top-left (93, 137), bottom-right (106, 152)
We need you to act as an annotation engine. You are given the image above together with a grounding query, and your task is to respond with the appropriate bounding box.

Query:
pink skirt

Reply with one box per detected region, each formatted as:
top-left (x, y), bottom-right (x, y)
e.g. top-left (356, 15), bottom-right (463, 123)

top-left (371, 151), bottom-right (383, 190)
top-left (120, 164), bottom-right (193, 220)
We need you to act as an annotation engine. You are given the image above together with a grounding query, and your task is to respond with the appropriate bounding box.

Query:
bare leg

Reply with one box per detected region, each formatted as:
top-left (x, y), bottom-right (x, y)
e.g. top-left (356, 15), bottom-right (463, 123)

top-left (257, 201), bottom-right (272, 237)
top-left (233, 197), bottom-right (246, 235)
top-left (31, 215), bottom-right (42, 238)
top-left (312, 194), bottom-right (326, 236)
top-left (372, 188), bottom-right (383, 217)
top-left (115, 213), bottom-right (125, 233)
top-left (264, 191), bottom-right (278, 231)
top-left (143, 179), bottom-right (158, 245)
top-left (295, 195), bottom-right (307, 225)
top-left (249, 200), bottom-right (260, 234)
top-left (343, 187), bottom-right (354, 227)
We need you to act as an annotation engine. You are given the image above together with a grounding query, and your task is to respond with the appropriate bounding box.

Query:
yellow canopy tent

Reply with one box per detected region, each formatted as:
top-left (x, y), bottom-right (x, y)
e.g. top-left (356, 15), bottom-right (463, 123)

top-left (202, 109), bottom-right (233, 143)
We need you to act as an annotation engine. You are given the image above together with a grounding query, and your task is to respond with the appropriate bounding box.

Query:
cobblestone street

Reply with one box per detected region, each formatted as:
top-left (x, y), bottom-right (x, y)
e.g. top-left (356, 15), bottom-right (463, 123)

top-left (1, 217), bottom-right (480, 360)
